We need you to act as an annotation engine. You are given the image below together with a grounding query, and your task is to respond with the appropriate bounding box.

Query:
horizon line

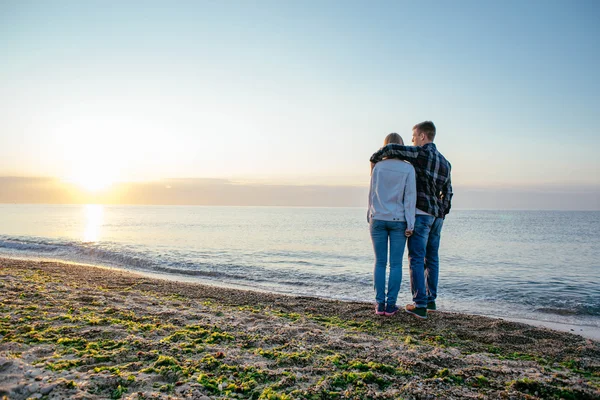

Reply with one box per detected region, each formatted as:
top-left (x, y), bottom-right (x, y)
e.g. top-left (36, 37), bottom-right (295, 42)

top-left (1, 203), bottom-right (599, 212)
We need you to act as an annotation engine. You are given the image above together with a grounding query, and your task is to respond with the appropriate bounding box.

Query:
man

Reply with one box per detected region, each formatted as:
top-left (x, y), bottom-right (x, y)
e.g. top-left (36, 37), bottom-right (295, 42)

top-left (370, 121), bottom-right (452, 319)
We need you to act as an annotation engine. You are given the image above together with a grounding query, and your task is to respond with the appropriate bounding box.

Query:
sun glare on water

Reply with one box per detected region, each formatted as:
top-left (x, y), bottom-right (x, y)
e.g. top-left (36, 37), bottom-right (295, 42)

top-left (83, 204), bottom-right (104, 242)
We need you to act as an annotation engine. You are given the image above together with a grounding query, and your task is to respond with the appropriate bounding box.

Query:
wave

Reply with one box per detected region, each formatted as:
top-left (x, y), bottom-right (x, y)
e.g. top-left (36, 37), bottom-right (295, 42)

top-left (0, 238), bottom-right (61, 253)
top-left (0, 235), bottom-right (368, 289)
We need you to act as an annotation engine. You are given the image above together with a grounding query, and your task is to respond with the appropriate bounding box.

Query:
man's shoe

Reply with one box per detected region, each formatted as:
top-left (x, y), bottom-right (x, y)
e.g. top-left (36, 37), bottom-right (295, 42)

top-left (375, 303), bottom-right (386, 316)
top-left (427, 301), bottom-right (437, 312)
top-left (405, 303), bottom-right (428, 319)
top-left (384, 304), bottom-right (400, 317)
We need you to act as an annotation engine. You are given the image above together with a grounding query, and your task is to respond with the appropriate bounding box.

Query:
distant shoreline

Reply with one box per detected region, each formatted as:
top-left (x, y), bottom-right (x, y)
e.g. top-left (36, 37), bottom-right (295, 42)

top-left (2, 203), bottom-right (600, 211)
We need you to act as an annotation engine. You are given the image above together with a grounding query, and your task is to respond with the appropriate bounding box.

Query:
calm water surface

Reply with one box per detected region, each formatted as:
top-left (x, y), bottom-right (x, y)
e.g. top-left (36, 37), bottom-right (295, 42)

top-left (1, 205), bottom-right (598, 328)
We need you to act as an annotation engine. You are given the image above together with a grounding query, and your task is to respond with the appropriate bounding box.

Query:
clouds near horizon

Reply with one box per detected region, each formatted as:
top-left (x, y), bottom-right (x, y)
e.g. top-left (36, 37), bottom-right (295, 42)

top-left (1, 177), bottom-right (598, 210)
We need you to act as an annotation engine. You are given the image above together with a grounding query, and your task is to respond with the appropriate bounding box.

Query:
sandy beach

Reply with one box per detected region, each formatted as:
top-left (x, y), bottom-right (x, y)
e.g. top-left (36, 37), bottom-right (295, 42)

top-left (1, 258), bottom-right (599, 399)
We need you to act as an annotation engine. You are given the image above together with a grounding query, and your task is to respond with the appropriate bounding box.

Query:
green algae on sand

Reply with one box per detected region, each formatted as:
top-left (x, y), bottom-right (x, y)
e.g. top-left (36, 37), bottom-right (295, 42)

top-left (0, 258), bottom-right (599, 399)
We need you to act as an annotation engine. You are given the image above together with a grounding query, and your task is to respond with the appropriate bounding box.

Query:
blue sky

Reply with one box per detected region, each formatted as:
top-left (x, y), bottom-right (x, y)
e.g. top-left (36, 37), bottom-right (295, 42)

top-left (0, 1), bottom-right (599, 207)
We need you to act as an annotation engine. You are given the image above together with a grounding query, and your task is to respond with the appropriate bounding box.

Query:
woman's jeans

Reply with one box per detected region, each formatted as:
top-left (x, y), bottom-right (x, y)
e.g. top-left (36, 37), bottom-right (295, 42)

top-left (408, 215), bottom-right (444, 308)
top-left (370, 219), bottom-right (407, 305)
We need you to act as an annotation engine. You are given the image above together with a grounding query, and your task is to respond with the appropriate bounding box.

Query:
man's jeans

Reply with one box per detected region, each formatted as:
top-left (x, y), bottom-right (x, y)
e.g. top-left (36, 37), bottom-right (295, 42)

top-left (408, 215), bottom-right (444, 308)
top-left (370, 219), bottom-right (407, 306)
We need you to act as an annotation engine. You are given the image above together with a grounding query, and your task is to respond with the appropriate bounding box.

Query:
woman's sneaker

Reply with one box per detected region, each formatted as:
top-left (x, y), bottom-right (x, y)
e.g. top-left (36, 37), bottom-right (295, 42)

top-left (384, 304), bottom-right (400, 316)
top-left (375, 303), bottom-right (386, 316)
top-left (405, 303), bottom-right (428, 319)
top-left (427, 301), bottom-right (437, 312)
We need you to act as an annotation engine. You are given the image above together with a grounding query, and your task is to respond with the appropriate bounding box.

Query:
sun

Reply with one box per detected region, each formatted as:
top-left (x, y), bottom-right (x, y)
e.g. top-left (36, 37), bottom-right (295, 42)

top-left (67, 168), bottom-right (116, 193)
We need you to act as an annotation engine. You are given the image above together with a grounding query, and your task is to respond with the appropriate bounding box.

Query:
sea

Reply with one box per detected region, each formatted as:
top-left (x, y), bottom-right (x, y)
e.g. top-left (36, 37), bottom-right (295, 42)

top-left (1, 205), bottom-right (599, 331)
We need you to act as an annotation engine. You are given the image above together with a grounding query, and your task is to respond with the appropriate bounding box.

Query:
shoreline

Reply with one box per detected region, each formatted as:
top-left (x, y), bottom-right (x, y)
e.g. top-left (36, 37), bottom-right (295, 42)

top-left (1, 257), bottom-right (599, 399)
top-left (4, 254), bottom-right (599, 341)
top-left (498, 316), bottom-right (600, 342)
top-left (122, 267), bottom-right (600, 342)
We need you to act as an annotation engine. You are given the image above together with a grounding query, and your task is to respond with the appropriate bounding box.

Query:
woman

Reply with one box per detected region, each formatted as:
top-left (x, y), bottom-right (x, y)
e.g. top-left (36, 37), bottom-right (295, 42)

top-left (367, 133), bottom-right (416, 316)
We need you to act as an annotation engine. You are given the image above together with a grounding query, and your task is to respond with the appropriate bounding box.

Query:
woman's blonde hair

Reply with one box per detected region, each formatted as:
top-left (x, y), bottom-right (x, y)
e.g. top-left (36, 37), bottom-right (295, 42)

top-left (384, 132), bottom-right (404, 146)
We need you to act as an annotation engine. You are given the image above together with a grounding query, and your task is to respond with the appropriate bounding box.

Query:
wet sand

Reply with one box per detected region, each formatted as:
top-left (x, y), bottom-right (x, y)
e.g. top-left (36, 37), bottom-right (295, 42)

top-left (1, 257), bottom-right (599, 399)
top-left (504, 317), bottom-right (600, 342)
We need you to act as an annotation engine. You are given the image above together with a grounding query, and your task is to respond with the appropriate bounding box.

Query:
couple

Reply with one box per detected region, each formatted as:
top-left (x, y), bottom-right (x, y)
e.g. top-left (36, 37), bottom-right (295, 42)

top-left (367, 121), bottom-right (452, 319)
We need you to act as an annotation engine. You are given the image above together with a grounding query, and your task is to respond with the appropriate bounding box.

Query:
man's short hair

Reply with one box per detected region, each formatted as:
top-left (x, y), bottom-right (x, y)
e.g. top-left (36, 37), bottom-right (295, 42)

top-left (413, 121), bottom-right (436, 141)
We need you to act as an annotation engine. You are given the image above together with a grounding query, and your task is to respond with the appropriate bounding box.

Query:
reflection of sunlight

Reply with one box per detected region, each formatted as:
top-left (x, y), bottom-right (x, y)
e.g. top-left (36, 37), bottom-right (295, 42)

top-left (83, 204), bottom-right (103, 242)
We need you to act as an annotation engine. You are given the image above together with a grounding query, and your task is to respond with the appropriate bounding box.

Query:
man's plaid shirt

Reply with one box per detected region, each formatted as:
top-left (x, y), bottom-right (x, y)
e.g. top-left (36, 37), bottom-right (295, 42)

top-left (370, 143), bottom-right (452, 219)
